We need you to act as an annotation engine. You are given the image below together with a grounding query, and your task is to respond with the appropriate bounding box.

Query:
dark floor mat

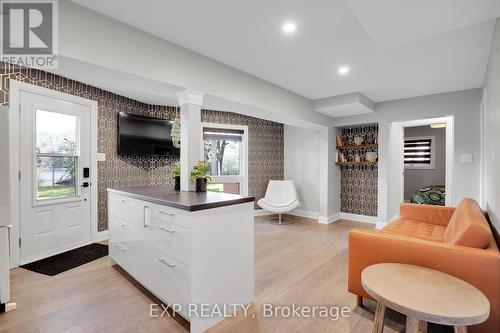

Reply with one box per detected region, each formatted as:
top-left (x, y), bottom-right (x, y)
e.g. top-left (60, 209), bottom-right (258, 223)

top-left (21, 243), bottom-right (108, 276)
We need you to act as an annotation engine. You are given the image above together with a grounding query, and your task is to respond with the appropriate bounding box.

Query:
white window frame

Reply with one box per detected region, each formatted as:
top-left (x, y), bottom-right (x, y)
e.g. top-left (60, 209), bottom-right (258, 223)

top-left (200, 123), bottom-right (249, 196)
top-left (404, 135), bottom-right (436, 170)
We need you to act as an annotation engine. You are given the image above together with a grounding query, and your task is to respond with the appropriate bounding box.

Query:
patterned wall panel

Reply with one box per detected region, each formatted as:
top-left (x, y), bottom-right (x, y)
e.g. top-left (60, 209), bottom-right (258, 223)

top-left (338, 124), bottom-right (378, 216)
top-left (0, 62), bottom-right (284, 231)
top-left (201, 110), bottom-right (284, 206)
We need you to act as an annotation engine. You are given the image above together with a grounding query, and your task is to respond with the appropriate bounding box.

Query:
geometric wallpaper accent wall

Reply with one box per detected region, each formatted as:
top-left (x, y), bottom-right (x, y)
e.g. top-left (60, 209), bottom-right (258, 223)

top-left (0, 62), bottom-right (284, 231)
top-left (338, 124), bottom-right (378, 217)
top-left (201, 110), bottom-right (284, 209)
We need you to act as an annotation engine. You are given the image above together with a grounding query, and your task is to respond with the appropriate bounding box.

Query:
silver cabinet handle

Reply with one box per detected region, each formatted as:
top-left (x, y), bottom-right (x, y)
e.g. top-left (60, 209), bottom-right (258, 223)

top-left (158, 211), bottom-right (175, 216)
top-left (159, 226), bottom-right (175, 233)
top-left (114, 221), bottom-right (126, 227)
top-left (115, 244), bottom-right (127, 252)
top-left (115, 198), bottom-right (126, 203)
top-left (158, 258), bottom-right (175, 267)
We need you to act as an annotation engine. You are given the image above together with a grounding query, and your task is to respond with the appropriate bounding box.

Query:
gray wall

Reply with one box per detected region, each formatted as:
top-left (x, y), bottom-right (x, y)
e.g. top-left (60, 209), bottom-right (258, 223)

top-left (284, 126), bottom-right (320, 216)
top-left (404, 126), bottom-right (446, 201)
top-left (332, 88), bottom-right (482, 221)
top-left (0, 63), bottom-right (284, 230)
top-left (483, 18), bottom-right (500, 231)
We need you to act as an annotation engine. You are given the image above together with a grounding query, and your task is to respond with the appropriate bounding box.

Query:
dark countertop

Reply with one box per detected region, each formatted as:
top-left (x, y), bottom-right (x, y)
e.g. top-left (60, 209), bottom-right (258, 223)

top-left (107, 186), bottom-right (255, 212)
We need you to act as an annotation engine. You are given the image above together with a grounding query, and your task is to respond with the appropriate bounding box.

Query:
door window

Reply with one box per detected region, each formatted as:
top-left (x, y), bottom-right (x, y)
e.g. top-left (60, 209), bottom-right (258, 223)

top-left (35, 109), bottom-right (79, 201)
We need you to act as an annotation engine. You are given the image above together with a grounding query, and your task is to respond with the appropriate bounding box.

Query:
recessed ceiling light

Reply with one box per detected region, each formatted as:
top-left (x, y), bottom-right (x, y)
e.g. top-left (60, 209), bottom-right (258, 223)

top-left (338, 66), bottom-right (350, 75)
top-left (282, 22), bottom-right (297, 34)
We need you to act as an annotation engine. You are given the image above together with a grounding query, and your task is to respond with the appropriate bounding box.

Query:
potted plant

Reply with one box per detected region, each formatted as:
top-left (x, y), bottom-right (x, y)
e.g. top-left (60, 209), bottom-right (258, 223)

top-left (190, 161), bottom-right (211, 192)
top-left (171, 162), bottom-right (181, 191)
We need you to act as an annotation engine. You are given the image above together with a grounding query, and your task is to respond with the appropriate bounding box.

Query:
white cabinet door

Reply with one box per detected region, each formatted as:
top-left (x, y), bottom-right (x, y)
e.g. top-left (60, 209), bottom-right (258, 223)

top-left (134, 204), bottom-right (150, 286)
top-left (108, 193), bottom-right (150, 286)
top-left (150, 216), bottom-right (190, 265)
top-left (149, 247), bottom-right (191, 318)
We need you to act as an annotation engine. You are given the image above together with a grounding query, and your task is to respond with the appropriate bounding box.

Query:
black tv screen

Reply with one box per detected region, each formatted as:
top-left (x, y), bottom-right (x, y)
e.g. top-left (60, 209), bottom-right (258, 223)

top-left (117, 112), bottom-right (180, 157)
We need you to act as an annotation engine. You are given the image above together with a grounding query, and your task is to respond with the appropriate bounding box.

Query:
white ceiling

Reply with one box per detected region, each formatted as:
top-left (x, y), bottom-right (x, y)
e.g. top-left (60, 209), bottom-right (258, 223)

top-left (71, 0), bottom-right (500, 103)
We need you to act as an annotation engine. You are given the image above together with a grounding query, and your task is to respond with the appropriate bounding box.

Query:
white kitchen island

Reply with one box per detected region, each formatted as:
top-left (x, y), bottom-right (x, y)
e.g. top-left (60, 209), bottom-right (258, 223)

top-left (107, 186), bottom-right (254, 333)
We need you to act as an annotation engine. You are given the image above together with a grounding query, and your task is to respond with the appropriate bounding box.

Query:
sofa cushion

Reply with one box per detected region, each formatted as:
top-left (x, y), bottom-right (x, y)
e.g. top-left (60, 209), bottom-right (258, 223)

top-left (381, 219), bottom-right (446, 242)
top-left (443, 198), bottom-right (492, 248)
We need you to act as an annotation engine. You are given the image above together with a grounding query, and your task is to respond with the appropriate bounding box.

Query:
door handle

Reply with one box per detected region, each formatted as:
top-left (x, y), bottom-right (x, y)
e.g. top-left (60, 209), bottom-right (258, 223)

top-left (81, 182), bottom-right (90, 188)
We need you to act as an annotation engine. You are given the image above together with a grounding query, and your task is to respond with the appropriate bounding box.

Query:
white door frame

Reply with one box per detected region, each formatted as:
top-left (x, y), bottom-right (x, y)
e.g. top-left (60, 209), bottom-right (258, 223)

top-left (480, 88), bottom-right (487, 210)
top-left (8, 80), bottom-right (98, 268)
top-left (394, 116), bottom-right (454, 207)
top-left (200, 123), bottom-right (249, 196)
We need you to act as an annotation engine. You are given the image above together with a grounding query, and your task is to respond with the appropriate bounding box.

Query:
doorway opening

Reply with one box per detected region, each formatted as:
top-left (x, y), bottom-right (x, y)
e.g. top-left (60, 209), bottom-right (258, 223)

top-left (394, 116), bottom-right (454, 209)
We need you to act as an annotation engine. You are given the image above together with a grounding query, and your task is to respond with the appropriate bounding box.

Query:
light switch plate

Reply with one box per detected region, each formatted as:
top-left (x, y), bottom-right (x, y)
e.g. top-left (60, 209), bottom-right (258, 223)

top-left (97, 153), bottom-right (106, 162)
top-left (460, 153), bottom-right (473, 163)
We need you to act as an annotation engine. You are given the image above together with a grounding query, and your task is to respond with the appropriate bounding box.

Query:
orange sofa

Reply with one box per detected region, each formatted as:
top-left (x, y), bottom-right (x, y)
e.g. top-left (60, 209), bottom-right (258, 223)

top-left (348, 198), bottom-right (500, 333)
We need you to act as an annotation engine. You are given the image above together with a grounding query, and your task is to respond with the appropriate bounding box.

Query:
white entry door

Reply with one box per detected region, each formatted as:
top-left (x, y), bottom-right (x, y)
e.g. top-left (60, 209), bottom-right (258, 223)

top-left (19, 91), bottom-right (92, 264)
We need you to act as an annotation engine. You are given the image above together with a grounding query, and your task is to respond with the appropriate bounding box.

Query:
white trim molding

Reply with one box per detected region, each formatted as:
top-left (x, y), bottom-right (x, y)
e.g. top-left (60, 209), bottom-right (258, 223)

top-left (201, 122), bottom-right (249, 196)
top-left (290, 209), bottom-right (319, 220)
top-left (176, 89), bottom-right (205, 106)
top-left (339, 212), bottom-right (378, 224)
top-left (393, 116), bottom-right (454, 208)
top-left (8, 80), bottom-right (99, 268)
top-left (253, 209), bottom-right (270, 216)
top-left (97, 230), bottom-right (109, 242)
top-left (318, 213), bottom-right (341, 224)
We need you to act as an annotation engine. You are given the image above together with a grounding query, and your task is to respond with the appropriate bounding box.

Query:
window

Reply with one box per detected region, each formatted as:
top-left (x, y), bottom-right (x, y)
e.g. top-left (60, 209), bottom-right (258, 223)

top-left (202, 124), bottom-right (248, 195)
top-left (404, 136), bottom-right (435, 169)
top-left (35, 109), bottom-right (79, 200)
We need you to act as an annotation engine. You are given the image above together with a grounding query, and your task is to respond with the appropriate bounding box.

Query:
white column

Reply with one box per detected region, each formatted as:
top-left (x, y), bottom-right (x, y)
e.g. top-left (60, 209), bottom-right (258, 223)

top-left (318, 127), bottom-right (339, 223)
top-left (177, 90), bottom-right (205, 192)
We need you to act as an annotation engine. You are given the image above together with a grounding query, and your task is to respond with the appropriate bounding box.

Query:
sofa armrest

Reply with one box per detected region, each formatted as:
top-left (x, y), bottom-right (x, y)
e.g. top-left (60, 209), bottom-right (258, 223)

top-left (399, 203), bottom-right (456, 226)
top-left (348, 229), bottom-right (500, 333)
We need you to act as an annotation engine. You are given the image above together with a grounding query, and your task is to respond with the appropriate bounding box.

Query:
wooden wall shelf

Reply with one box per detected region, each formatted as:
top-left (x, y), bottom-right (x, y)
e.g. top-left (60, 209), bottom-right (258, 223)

top-left (335, 162), bottom-right (378, 166)
top-left (336, 144), bottom-right (378, 150)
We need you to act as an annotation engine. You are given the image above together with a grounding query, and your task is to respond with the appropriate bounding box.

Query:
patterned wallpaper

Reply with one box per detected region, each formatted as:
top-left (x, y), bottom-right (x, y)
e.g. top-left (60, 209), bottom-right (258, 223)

top-left (338, 124), bottom-right (378, 217)
top-left (0, 62), bottom-right (284, 231)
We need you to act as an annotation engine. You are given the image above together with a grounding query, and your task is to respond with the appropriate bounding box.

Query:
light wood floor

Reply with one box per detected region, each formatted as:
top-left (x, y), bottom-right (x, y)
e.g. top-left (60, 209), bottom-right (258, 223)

top-left (0, 217), bottom-right (440, 333)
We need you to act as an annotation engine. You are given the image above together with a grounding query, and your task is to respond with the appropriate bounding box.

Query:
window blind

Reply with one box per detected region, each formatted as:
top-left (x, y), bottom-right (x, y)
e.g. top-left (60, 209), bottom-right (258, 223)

top-left (203, 127), bottom-right (244, 142)
top-left (404, 138), bottom-right (432, 165)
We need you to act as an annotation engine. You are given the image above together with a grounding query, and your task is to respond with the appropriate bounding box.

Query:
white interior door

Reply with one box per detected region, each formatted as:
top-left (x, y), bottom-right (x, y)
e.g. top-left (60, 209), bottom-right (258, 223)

top-left (19, 91), bottom-right (92, 265)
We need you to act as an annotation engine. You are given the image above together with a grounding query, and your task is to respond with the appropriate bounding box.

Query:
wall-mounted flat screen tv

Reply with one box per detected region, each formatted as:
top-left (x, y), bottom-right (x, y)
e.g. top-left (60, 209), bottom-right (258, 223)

top-left (117, 112), bottom-right (180, 157)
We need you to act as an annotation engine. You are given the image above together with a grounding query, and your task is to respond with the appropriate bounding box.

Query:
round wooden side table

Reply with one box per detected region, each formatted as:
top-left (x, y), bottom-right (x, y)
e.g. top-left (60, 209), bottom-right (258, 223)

top-left (361, 263), bottom-right (490, 333)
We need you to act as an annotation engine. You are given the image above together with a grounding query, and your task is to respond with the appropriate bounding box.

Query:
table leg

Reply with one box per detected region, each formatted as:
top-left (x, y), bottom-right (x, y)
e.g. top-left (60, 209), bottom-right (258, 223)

top-left (454, 326), bottom-right (467, 333)
top-left (371, 302), bottom-right (386, 333)
top-left (406, 316), bottom-right (427, 333)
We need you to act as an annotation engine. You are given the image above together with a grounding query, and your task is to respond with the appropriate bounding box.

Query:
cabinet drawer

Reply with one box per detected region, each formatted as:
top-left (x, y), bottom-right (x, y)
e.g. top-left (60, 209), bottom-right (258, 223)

top-left (109, 240), bottom-right (135, 276)
top-left (150, 205), bottom-right (190, 229)
top-left (108, 193), bottom-right (144, 226)
top-left (109, 214), bottom-right (134, 243)
top-left (150, 248), bottom-right (191, 318)
top-left (151, 217), bottom-right (190, 265)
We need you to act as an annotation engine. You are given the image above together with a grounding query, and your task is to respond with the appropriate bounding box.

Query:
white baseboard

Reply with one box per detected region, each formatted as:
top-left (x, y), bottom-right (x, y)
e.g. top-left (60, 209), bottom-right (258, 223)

top-left (290, 209), bottom-right (319, 219)
top-left (318, 213), bottom-right (341, 224)
top-left (253, 209), bottom-right (271, 216)
top-left (97, 230), bottom-right (109, 241)
top-left (375, 214), bottom-right (398, 229)
top-left (255, 208), bottom-right (337, 224)
top-left (339, 212), bottom-right (378, 224)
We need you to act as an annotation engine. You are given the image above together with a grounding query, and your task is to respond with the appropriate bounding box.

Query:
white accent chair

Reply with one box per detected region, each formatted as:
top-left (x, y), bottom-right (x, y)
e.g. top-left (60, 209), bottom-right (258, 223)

top-left (257, 180), bottom-right (300, 224)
